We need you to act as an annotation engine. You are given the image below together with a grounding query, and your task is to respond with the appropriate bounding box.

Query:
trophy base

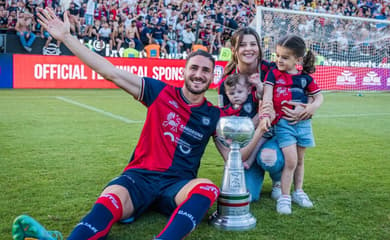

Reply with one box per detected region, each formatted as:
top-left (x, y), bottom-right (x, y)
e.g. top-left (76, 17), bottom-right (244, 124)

top-left (209, 211), bottom-right (257, 231)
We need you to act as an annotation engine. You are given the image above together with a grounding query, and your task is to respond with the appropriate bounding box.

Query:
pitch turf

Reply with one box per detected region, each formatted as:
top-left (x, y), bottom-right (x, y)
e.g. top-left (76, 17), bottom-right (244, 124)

top-left (1, 89), bottom-right (389, 239)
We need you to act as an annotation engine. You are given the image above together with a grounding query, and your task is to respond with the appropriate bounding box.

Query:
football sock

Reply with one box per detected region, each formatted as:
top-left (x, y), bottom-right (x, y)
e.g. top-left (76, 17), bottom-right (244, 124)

top-left (68, 193), bottom-right (122, 240)
top-left (155, 183), bottom-right (219, 240)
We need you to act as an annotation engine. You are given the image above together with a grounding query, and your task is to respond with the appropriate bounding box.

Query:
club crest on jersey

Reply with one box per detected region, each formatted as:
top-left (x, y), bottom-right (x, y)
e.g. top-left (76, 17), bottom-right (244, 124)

top-left (243, 103), bottom-right (252, 114)
top-left (301, 78), bottom-right (307, 88)
top-left (163, 112), bottom-right (182, 132)
top-left (202, 117), bottom-right (210, 126)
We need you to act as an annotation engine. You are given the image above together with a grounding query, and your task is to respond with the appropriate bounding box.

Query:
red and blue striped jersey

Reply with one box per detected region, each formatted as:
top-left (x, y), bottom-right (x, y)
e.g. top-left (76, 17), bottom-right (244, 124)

top-left (221, 87), bottom-right (259, 118)
top-left (218, 60), bottom-right (276, 107)
top-left (264, 68), bottom-right (321, 124)
top-left (123, 77), bottom-right (224, 178)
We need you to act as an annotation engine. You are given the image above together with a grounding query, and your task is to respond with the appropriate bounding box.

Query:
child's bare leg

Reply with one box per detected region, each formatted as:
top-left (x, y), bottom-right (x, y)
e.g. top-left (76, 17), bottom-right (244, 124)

top-left (280, 144), bottom-right (298, 196)
top-left (294, 146), bottom-right (306, 190)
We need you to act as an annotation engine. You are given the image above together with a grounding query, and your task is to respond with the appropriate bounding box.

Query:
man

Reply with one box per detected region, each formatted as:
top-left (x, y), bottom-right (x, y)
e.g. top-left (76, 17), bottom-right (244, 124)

top-left (12, 7), bottom-right (270, 240)
top-left (15, 11), bottom-right (36, 52)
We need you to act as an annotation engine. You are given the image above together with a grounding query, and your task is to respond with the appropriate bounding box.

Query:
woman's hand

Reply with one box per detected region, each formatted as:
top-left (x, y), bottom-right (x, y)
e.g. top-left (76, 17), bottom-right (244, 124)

top-left (282, 101), bottom-right (312, 124)
top-left (248, 73), bottom-right (263, 98)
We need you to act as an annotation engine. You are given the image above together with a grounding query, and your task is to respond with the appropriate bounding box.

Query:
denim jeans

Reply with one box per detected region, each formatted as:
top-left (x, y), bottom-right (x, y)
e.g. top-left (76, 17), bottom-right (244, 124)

top-left (16, 31), bottom-right (36, 47)
top-left (245, 136), bottom-right (285, 201)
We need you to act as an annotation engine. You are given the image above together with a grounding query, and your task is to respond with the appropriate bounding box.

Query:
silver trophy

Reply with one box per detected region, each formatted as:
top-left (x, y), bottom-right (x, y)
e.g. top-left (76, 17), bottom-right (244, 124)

top-left (210, 116), bottom-right (257, 231)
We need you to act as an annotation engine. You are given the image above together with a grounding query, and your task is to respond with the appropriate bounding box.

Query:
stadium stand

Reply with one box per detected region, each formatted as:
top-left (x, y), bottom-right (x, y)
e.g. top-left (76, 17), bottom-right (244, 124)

top-left (0, 0), bottom-right (389, 60)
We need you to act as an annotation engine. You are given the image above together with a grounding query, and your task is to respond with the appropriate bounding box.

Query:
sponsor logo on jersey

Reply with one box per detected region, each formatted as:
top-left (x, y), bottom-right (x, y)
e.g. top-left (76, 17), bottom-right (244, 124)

top-left (181, 125), bottom-right (204, 140)
top-left (275, 78), bottom-right (286, 85)
top-left (276, 86), bottom-right (289, 97)
top-left (169, 100), bottom-right (179, 109)
top-left (162, 112), bottom-right (181, 132)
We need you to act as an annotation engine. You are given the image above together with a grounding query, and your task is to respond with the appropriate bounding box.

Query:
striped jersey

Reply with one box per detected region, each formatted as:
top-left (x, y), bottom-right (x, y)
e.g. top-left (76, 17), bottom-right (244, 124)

top-left (264, 68), bottom-right (321, 124)
top-left (123, 77), bottom-right (224, 179)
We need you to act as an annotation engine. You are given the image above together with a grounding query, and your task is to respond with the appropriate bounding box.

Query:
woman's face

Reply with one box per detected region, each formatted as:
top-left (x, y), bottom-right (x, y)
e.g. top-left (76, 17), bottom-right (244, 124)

top-left (236, 34), bottom-right (259, 65)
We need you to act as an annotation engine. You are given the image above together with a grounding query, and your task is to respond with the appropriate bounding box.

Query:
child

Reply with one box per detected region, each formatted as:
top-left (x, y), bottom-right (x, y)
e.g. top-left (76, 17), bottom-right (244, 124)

top-left (222, 73), bottom-right (259, 118)
top-left (260, 35), bottom-right (324, 214)
top-left (222, 73), bottom-right (267, 170)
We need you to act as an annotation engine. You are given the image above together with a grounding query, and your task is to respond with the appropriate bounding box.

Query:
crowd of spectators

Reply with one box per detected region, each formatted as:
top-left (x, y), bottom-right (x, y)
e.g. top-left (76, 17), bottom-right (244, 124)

top-left (0, 0), bottom-right (389, 60)
top-left (259, 0), bottom-right (390, 63)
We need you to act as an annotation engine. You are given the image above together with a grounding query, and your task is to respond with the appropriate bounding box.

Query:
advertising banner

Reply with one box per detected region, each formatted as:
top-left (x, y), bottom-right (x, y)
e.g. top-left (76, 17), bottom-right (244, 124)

top-left (313, 66), bottom-right (390, 91)
top-left (13, 54), bottom-right (227, 89)
top-left (0, 54), bottom-right (13, 88)
top-left (13, 54), bottom-right (390, 91)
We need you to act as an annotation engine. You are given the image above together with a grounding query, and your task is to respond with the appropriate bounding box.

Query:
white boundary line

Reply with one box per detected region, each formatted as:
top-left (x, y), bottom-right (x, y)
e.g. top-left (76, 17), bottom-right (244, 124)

top-left (316, 113), bottom-right (390, 118)
top-left (56, 96), bottom-right (144, 124)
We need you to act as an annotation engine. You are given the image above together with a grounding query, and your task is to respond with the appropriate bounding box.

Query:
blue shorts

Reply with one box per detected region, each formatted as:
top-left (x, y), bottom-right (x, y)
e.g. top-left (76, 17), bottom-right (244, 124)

top-left (85, 14), bottom-right (94, 26)
top-left (106, 169), bottom-right (191, 223)
top-left (275, 118), bottom-right (315, 149)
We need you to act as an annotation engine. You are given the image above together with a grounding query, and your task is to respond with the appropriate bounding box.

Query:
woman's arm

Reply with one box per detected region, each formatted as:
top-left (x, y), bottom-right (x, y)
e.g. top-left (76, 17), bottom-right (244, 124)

top-left (282, 93), bottom-right (324, 124)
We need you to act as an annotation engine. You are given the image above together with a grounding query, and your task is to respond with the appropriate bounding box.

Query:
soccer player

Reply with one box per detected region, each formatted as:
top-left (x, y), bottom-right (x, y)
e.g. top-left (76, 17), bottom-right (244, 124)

top-left (12, 8), bottom-right (271, 240)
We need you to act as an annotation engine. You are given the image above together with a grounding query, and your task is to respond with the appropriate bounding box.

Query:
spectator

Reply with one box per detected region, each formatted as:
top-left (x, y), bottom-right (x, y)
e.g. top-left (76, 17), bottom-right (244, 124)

top-left (140, 21), bottom-right (152, 46)
top-left (6, 9), bottom-right (16, 29)
top-left (84, 0), bottom-right (95, 30)
top-left (15, 11), bottom-right (35, 52)
top-left (111, 20), bottom-right (124, 52)
top-left (192, 39), bottom-right (207, 52)
top-left (68, 2), bottom-right (80, 35)
top-left (165, 23), bottom-right (179, 58)
top-left (181, 24), bottom-right (195, 54)
top-left (0, 6), bottom-right (8, 28)
top-left (88, 18), bottom-right (100, 39)
top-left (125, 19), bottom-right (142, 50)
top-left (151, 21), bottom-right (165, 45)
top-left (98, 21), bottom-right (111, 47)
top-left (143, 39), bottom-right (160, 58)
top-left (122, 38), bottom-right (139, 57)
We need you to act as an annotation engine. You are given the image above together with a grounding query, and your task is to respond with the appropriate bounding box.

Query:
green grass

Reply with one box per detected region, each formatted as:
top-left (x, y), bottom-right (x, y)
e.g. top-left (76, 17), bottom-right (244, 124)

top-left (1, 89), bottom-right (389, 240)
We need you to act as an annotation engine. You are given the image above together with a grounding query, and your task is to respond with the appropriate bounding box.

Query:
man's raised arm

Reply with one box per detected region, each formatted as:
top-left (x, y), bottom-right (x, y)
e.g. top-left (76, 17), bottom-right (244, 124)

top-left (37, 7), bottom-right (142, 98)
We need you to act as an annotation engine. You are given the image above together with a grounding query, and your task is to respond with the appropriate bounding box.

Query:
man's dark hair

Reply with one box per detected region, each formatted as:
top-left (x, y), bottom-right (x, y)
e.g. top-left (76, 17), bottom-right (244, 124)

top-left (185, 50), bottom-right (215, 69)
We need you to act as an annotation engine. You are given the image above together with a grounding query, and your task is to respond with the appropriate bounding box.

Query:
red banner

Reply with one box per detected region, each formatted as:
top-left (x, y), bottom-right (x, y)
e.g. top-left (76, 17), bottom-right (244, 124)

top-left (13, 55), bottom-right (390, 90)
top-left (13, 54), bottom-right (227, 89)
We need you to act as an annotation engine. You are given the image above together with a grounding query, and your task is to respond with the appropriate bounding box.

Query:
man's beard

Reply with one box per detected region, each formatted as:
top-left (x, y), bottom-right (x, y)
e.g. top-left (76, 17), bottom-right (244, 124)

top-left (184, 78), bottom-right (211, 95)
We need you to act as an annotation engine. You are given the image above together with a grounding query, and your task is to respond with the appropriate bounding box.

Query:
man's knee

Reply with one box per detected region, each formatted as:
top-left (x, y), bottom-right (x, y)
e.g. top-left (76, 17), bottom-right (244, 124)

top-left (189, 183), bottom-right (220, 206)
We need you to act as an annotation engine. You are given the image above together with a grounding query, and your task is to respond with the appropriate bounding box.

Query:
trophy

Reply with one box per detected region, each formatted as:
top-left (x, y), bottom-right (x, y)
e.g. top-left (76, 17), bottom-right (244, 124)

top-left (210, 116), bottom-right (257, 231)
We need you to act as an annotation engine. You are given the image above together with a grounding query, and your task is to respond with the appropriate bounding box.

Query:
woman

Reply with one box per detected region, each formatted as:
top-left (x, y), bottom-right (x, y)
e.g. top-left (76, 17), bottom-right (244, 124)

top-left (217, 27), bottom-right (312, 202)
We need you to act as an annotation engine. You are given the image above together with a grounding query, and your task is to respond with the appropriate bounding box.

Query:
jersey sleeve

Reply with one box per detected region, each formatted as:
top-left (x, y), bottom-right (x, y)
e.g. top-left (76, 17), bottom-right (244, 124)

top-left (138, 77), bottom-right (167, 107)
top-left (264, 68), bottom-right (277, 86)
top-left (305, 75), bottom-right (321, 96)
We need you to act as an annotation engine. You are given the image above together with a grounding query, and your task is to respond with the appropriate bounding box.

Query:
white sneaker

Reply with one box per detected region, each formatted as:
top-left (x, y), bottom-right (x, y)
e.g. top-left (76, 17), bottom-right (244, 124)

top-left (271, 181), bottom-right (281, 200)
top-left (292, 190), bottom-right (313, 208)
top-left (276, 195), bottom-right (292, 214)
